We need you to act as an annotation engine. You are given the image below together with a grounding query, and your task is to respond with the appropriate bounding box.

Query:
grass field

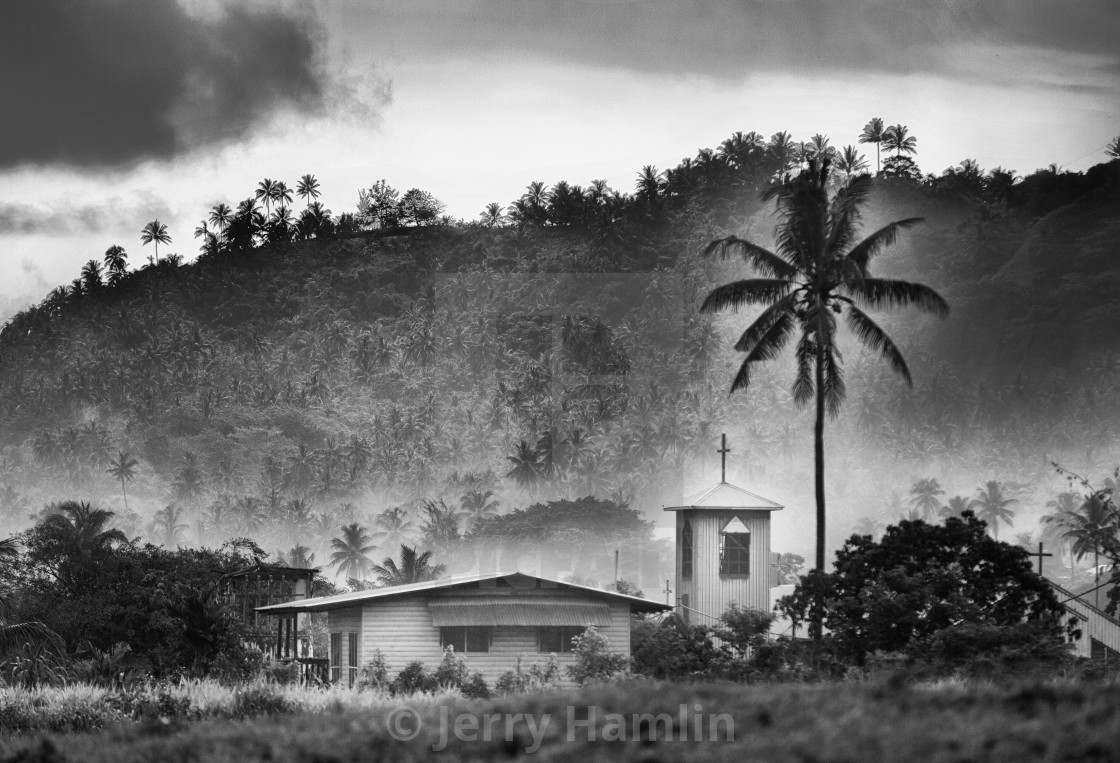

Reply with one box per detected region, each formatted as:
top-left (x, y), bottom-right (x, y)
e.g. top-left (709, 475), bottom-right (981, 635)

top-left (2, 677), bottom-right (1119, 762)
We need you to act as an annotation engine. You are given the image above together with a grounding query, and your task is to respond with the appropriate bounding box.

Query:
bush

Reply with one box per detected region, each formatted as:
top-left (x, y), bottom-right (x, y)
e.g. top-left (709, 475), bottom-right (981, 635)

top-left (631, 616), bottom-right (720, 679)
top-left (230, 685), bottom-right (292, 718)
top-left (495, 656), bottom-right (561, 694)
top-left (357, 650), bottom-right (390, 691)
top-left (432, 648), bottom-right (469, 688)
top-left (259, 657), bottom-right (300, 686)
top-left (459, 671), bottom-right (492, 699)
top-left (716, 605), bottom-right (775, 657)
top-left (913, 622), bottom-right (1073, 678)
top-left (390, 661), bottom-right (438, 695)
top-left (566, 627), bottom-right (629, 685)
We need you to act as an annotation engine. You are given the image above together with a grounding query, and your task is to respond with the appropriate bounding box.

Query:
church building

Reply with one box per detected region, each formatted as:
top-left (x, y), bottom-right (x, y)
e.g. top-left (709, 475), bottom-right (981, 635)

top-left (666, 434), bottom-right (783, 626)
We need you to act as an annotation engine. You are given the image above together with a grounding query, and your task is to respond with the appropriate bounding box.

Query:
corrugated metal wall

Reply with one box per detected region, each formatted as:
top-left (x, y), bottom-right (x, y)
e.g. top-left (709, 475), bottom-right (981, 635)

top-left (676, 509), bottom-right (772, 626)
top-left (1057, 587), bottom-right (1120, 659)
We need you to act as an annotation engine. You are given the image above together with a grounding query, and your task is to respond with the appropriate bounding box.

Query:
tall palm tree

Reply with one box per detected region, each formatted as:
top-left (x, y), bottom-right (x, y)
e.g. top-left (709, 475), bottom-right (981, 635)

top-left (296, 174), bottom-right (321, 208)
top-left (909, 478), bottom-right (945, 521)
top-left (373, 506), bottom-right (414, 550)
top-left (940, 495), bottom-right (976, 520)
top-left (140, 220), bottom-right (171, 264)
top-left (972, 480), bottom-right (1017, 540)
top-left (506, 440), bottom-right (545, 492)
top-left (255, 178), bottom-right (278, 214)
top-left (39, 501), bottom-right (129, 553)
top-left (329, 523), bottom-right (376, 581)
top-left (480, 202), bottom-right (505, 228)
top-left (858, 117), bottom-right (885, 174)
top-left (370, 544), bottom-right (446, 587)
top-left (836, 146), bottom-right (869, 178)
top-left (209, 202), bottom-right (233, 232)
top-left (150, 504), bottom-right (189, 547)
top-left (882, 124), bottom-right (917, 158)
top-left (273, 180), bottom-right (293, 210)
top-left (103, 245), bottom-right (128, 286)
top-left (1106, 135), bottom-right (1120, 159)
top-left (106, 450), bottom-right (138, 512)
top-left (701, 160), bottom-right (948, 571)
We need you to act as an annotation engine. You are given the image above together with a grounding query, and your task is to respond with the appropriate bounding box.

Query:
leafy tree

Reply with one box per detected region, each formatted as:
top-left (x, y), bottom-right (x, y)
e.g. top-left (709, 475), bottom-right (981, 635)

top-left (777, 512), bottom-right (1069, 664)
top-left (139, 219), bottom-right (171, 263)
top-left (973, 480), bottom-right (1017, 539)
top-left (371, 544), bottom-right (446, 586)
top-left (858, 117), bottom-right (885, 174)
top-left (881, 155), bottom-right (923, 182)
top-left (329, 522), bottom-right (376, 581)
top-left (106, 450), bottom-right (138, 512)
top-left (701, 160), bottom-right (948, 571)
top-left (398, 188), bottom-right (445, 226)
top-left (357, 179), bottom-right (400, 228)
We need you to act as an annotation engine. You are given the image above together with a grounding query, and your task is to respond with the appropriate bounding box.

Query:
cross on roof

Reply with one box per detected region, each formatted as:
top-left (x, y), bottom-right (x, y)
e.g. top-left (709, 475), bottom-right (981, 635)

top-left (718, 433), bottom-right (730, 483)
top-left (1026, 542), bottom-right (1053, 576)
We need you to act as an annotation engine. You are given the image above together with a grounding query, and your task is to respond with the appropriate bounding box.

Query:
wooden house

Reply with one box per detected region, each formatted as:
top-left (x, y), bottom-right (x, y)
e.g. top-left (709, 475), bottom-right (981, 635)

top-left (221, 562), bottom-right (318, 659)
top-left (256, 571), bottom-right (670, 686)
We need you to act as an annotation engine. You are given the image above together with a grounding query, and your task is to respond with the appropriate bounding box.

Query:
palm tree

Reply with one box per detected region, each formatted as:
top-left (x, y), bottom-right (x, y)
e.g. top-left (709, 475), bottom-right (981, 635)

top-left (882, 124), bottom-right (917, 158)
top-left (296, 174), bottom-right (321, 207)
top-left (940, 495), bottom-right (976, 520)
top-left (370, 544), bottom-right (446, 587)
top-left (1106, 136), bottom-right (1120, 159)
top-left (103, 245), bottom-right (128, 286)
top-left (858, 117), bottom-right (885, 174)
top-left (273, 180), bottom-right (293, 209)
top-left (106, 450), bottom-right (138, 512)
top-left (329, 523), bottom-right (376, 581)
top-left (836, 146), bottom-right (869, 178)
top-left (908, 478), bottom-right (945, 521)
top-left (140, 220), bottom-right (171, 264)
top-left (39, 501), bottom-right (129, 553)
top-left (373, 506), bottom-right (414, 549)
top-left (255, 178), bottom-right (278, 214)
top-left (0, 536), bottom-right (64, 662)
top-left (1044, 491), bottom-right (1120, 606)
top-left (972, 480), bottom-right (1017, 539)
top-left (150, 504), bottom-right (189, 547)
top-left (701, 160), bottom-right (948, 571)
top-left (506, 440), bottom-right (545, 492)
top-left (460, 490), bottom-right (500, 531)
top-left (480, 202), bottom-right (505, 228)
top-left (209, 202), bottom-right (233, 232)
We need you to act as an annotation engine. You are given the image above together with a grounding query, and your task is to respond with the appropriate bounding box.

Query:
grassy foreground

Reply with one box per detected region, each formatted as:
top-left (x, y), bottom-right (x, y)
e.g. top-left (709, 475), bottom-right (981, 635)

top-left (2, 678), bottom-right (1120, 762)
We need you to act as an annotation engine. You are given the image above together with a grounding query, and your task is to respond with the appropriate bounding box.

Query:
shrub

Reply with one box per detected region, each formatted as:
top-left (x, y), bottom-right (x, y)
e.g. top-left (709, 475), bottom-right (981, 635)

top-left (259, 657), bottom-right (301, 686)
top-left (230, 685), bottom-right (292, 718)
top-left (357, 650), bottom-right (390, 691)
top-left (432, 647), bottom-right (469, 688)
top-left (631, 615), bottom-right (719, 679)
top-left (390, 661), bottom-right (438, 695)
top-left (566, 627), bottom-right (629, 685)
top-left (716, 605), bottom-right (775, 658)
top-left (459, 671), bottom-right (492, 699)
top-left (913, 622), bottom-right (1073, 678)
top-left (495, 656), bottom-right (560, 694)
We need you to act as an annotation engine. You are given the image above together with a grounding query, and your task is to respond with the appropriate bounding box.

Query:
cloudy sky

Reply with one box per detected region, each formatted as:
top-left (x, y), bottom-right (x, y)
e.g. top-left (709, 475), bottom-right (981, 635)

top-left (1, 0), bottom-right (1117, 322)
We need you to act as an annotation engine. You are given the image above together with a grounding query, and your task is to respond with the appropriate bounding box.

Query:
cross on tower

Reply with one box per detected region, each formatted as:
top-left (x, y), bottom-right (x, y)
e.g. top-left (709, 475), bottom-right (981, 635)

top-left (1026, 542), bottom-right (1053, 576)
top-left (718, 433), bottom-right (731, 484)
top-left (662, 579), bottom-right (673, 605)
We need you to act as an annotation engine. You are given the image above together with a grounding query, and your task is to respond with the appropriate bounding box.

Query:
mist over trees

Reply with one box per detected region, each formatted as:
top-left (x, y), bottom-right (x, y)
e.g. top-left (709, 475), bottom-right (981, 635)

top-left (0, 126), bottom-right (1118, 574)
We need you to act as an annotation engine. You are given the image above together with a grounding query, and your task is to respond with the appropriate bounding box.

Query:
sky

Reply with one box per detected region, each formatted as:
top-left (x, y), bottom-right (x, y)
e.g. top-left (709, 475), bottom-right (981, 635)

top-left (1, 0), bottom-right (1117, 322)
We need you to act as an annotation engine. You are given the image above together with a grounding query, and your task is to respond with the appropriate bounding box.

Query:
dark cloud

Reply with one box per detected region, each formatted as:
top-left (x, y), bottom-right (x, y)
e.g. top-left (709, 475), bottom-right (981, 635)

top-left (358, 0), bottom-right (1118, 85)
top-left (0, 1), bottom-right (337, 168)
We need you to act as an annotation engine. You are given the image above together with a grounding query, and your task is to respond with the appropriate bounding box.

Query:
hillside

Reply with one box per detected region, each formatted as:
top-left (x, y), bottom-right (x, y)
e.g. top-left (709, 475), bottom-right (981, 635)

top-left (1, 142), bottom-right (1119, 572)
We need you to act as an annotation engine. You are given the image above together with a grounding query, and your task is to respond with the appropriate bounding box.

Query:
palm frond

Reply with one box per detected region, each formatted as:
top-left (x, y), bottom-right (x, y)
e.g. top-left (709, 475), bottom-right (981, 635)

top-left (850, 277), bottom-right (949, 317)
top-left (700, 279), bottom-right (791, 313)
top-left (0, 621), bottom-right (65, 656)
top-left (845, 219), bottom-right (925, 272)
top-left (793, 334), bottom-right (816, 408)
top-left (845, 305), bottom-right (913, 386)
top-left (702, 237), bottom-right (797, 279)
top-left (731, 295), bottom-right (797, 352)
top-left (822, 348), bottom-right (846, 419)
top-left (729, 311), bottom-right (797, 393)
top-left (825, 175), bottom-right (873, 258)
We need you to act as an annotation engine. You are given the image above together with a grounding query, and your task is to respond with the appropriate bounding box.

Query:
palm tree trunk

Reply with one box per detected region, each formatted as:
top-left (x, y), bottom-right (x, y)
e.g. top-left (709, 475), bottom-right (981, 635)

top-left (120, 478), bottom-right (128, 512)
top-left (814, 341), bottom-right (826, 574)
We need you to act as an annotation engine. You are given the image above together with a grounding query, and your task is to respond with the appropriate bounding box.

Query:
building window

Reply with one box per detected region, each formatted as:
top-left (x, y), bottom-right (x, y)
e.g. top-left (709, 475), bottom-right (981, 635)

top-left (681, 520), bottom-right (693, 579)
top-left (720, 517), bottom-right (751, 575)
top-left (440, 626), bottom-right (491, 653)
top-left (329, 632), bottom-right (341, 683)
top-left (347, 632), bottom-right (359, 688)
top-left (538, 626), bottom-right (585, 653)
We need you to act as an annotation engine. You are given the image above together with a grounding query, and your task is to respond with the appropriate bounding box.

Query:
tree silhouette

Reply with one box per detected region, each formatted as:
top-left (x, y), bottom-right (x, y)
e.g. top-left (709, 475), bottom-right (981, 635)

top-left (140, 220), bottom-right (171, 264)
top-left (39, 500), bottom-right (129, 554)
top-left (506, 440), bottom-right (545, 491)
top-left (972, 480), bottom-right (1017, 540)
top-left (150, 504), bottom-right (189, 547)
top-left (1044, 489), bottom-right (1120, 605)
top-left (209, 203), bottom-right (233, 232)
top-left (106, 450), bottom-right (138, 512)
top-left (940, 495), bottom-right (976, 520)
top-left (296, 174), bottom-right (321, 208)
top-left (329, 522), bottom-right (376, 581)
top-left (103, 245), bottom-right (128, 286)
top-left (370, 544), bottom-right (446, 587)
top-left (255, 178), bottom-right (278, 214)
top-left (460, 490), bottom-right (500, 531)
top-left (858, 117), bottom-right (885, 174)
top-left (1106, 136), bottom-right (1120, 159)
top-left (373, 506), bottom-right (414, 549)
top-left (701, 160), bottom-right (948, 572)
top-left (883, 124), bottom-right (917, 158)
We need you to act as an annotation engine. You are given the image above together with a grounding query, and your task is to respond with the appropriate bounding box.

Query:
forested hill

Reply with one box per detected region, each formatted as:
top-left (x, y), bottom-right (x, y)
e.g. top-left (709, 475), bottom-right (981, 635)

top-left (1, 134), bottom-right (1118, 562)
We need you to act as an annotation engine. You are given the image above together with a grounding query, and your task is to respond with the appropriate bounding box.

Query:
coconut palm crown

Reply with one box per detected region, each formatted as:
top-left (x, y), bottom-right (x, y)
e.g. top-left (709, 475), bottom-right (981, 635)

top-left (701, 159), bottom-right (948, 571)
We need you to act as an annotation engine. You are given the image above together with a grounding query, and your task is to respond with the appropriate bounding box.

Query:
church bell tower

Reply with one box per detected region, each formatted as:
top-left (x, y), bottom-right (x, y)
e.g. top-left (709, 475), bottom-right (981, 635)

top-left (665, 434), bottom-right (783, 625)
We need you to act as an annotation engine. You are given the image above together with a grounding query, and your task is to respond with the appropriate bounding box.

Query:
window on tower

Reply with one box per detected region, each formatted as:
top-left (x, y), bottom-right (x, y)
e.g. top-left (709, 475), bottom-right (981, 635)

top-left (681, 520), bottom-right (693, 579)
top-left (719, 517), bottom-right (751, 575)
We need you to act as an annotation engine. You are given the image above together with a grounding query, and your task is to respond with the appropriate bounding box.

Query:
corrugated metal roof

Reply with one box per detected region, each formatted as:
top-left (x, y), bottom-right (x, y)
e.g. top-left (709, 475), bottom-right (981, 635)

top-left (254, 571), bottom-right (672, 615)
top-left (428, 599), bottom-right (611, 627)
top-left (664, 481), bottom-right (783, 511)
